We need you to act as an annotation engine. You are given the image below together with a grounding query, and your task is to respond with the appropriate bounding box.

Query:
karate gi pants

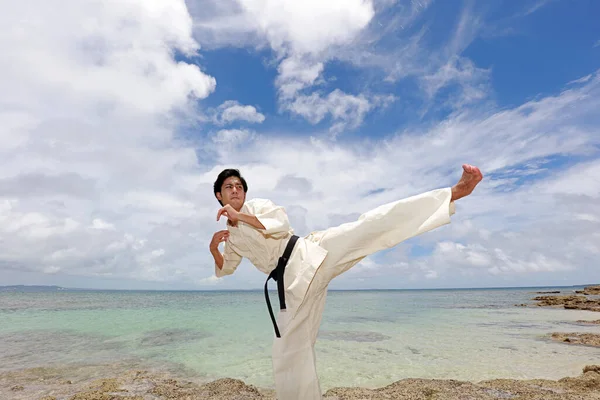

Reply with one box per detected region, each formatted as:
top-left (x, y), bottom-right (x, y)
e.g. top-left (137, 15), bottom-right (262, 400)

top-left (271, 188), bottom-right (455, 400)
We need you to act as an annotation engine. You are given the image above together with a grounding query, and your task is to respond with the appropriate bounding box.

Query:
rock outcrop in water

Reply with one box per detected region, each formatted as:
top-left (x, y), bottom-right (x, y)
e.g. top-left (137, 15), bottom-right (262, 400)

top-left (550, 332), bottom-right (600, 347)
top-left (577, 319), bottom-right (600, 325)
top-left (576, 285), bottom-right (600, 295)
top-left (524, 286), bottom-right (600, 349)
top-left (2, 365), bottom-right (600, 399)
top-left (531, 295), bottom-right (600, 311)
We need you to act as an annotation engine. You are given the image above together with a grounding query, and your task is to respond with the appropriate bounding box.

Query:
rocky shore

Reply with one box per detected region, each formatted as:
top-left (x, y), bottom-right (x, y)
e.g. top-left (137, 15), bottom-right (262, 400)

top-left (2, 365), bottom-right (600, 400)
top-left (576, 286), bottom-right (600, 295)
top-left (551, 332), bottom-right (600, 347)
top-left (520, 285), bottom-right (600, 348)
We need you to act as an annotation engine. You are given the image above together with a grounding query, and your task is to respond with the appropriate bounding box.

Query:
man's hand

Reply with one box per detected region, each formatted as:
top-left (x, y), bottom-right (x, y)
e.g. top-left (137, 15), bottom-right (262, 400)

top-left (210, 230), bottom-right (230, 252)
top-left (217, 204), bottom-right (239, 226)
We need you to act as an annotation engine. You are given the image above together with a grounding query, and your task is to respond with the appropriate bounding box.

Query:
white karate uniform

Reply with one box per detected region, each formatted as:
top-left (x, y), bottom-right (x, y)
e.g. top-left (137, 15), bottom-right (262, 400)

top-left (215, 188), bottom-right (456, 399)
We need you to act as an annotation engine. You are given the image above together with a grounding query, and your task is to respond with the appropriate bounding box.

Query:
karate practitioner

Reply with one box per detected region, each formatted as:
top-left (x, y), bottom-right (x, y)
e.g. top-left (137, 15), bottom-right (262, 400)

top-left (210, 165), bottom-right (483, 400)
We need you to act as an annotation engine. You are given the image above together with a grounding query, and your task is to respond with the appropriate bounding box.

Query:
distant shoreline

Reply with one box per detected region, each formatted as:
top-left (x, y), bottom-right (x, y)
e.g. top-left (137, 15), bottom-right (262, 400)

top-left (1, 284), bottom-right (596, 293)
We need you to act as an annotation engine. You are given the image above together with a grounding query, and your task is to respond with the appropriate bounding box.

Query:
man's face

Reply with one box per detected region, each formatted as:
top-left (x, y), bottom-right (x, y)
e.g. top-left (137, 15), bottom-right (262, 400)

top-left (216, 176), bottom-right (246, 210)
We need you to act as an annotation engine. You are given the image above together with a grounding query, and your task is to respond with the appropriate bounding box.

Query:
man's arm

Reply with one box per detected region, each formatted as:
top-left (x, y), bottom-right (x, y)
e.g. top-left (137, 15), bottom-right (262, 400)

top-left (238, 213), bottom-right (266, 230)
top-left (211, 247), bottom-right (224, 270)
top-left (209, 230), bottom-right (243, 277)
top-left (217, 200), bottom-right (290, 237)
top-left (209, 230), bottom-right (228, 271)
top-left (217, 205), bottom-right (266, 230)
top-left (245, 199), bottom-right (291, 237)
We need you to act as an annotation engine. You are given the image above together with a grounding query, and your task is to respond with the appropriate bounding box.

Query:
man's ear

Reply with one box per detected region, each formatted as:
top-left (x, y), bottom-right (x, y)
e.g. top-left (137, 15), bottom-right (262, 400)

top-left (216, 192), bottom-right (222, 201)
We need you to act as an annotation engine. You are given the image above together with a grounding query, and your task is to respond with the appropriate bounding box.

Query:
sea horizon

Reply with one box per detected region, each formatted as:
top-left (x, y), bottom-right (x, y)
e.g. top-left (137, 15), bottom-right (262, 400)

top-left (1, 283), bottom-right (596, 292)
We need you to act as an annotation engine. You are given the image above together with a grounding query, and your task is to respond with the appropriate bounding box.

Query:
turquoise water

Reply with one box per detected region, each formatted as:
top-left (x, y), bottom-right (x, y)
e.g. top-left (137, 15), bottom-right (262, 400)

top-left (1, 288), bottom-right (599, 390)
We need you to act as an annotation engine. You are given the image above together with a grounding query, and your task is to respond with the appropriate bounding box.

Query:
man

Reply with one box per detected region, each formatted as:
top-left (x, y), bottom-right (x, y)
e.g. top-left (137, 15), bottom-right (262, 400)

top-left (210, 165), bottom-right (483, 400)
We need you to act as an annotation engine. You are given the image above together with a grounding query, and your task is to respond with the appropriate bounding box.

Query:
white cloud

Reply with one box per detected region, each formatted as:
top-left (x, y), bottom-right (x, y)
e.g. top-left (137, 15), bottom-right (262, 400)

top-left (287, 90), bottom-right (371, 134)
top-left (212, 129), bottom-right (255, 145)
top-left (276, 57), bottom-right (325, 100)
top-left (420, 56), bottom-right (491, 110)
top-left (288, 91), bottom-right (396, 137)
top-left (521, 0), bottom-right (553, 16)
top-left (0, 0), bottom-right (220, 285)
top-left (594, 39), bottom-right (600, 48)
top-left (92, 219), bottom-right (116, 231)
top-left (220, 0), bottom-right (374, 56)
top-left (568, 74), bottom-right (593, 85)
top-left (189, 0), bottom-right (395, 134)
top-left (214, 101), bottom-right (265, 125)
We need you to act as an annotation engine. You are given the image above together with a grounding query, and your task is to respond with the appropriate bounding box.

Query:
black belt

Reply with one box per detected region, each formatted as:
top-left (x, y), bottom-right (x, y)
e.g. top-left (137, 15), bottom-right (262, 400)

top-left (264, 235), bottom-right (299, 338)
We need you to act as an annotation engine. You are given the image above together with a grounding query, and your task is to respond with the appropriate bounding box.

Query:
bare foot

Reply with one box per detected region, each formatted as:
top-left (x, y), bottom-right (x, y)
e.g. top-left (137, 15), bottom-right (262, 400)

top-left (451, 164), bottom-right (483, 201)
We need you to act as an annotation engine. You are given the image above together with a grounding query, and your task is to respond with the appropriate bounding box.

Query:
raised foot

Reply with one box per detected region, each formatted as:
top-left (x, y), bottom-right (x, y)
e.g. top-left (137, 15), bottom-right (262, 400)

top-left (451, 164), bottom-right (483, 201)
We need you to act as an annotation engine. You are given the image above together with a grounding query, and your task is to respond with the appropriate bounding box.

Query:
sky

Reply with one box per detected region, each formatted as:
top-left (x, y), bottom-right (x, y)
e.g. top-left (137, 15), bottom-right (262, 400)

top-left (1, 0), bottom-right (599, 291)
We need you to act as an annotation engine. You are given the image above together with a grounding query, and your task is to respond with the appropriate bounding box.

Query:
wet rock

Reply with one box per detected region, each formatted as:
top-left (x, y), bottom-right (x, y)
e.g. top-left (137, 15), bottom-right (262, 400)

top-left (551, 332), bottom-right (600, 347)
top-left (574, 286), bottom-right (600, 295)
top-left (576, 319), bottom-right (600, 325)
top-left (536, 291), bottom-right (561, 294)
top-left (584, 365), bottom-right (600, 374)
top-left (531, 295), bottom-right (600, 311)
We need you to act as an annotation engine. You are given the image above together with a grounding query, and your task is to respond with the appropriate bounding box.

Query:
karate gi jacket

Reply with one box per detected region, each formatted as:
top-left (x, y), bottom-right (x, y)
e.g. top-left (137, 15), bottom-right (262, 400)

top-left (215, 198), bottom-right (327, 313)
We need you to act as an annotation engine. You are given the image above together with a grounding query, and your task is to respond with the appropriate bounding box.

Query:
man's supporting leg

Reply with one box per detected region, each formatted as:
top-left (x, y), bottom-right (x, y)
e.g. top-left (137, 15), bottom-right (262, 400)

top-left (271, 251), bottom-right (371, 400)
top-left (272, 288), bottom-right (328, 400)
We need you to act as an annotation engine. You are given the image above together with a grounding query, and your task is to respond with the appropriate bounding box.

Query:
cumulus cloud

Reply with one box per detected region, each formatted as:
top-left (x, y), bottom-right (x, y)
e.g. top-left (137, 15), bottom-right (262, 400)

top-left (211, 128), bottom-right (255, 145)
top-left (0, 0), bottom-right (218, 285)
top-left (189, 0), bottom-right (395, 135)
top-left (194, 0), bottom-right (374, 56)
top-left (213, 101), bottom-right (265, 125)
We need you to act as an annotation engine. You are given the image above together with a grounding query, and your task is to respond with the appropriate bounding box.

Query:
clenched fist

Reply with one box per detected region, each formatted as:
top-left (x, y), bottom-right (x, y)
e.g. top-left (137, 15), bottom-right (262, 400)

top-left (217, 204), bottom-right (239, 226)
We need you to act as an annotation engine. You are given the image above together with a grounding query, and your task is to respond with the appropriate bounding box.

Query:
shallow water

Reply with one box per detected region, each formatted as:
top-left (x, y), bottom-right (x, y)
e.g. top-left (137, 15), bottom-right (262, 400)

top-left (1, 287), bottom-right (598, 390)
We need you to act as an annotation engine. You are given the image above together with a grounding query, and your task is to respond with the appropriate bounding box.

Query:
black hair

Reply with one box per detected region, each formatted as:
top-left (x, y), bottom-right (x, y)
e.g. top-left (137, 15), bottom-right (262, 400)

top-left (213, 168), bottom-right (248, 206)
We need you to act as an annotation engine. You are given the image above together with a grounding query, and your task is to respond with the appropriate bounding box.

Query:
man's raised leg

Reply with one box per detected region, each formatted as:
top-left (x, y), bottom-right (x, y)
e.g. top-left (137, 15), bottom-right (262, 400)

top-left (306, 164), bottom-right (482, 287)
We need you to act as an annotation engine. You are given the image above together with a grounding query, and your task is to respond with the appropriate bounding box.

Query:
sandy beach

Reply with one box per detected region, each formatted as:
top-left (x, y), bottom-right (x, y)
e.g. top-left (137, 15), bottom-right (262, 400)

top-left (2, 286), bottom-right (600, 400)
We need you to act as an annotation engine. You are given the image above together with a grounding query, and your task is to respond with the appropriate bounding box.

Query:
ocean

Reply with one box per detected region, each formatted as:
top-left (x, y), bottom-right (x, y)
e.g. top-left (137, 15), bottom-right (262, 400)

top-left (1, 287), bottom-right (599, 391)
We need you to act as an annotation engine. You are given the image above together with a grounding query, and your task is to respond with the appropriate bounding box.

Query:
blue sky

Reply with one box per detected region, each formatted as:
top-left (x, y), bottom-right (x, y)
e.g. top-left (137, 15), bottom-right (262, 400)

top-left (1, 0), bottom-right (599, 290)
top-left (192, 0), bottom-right (600, 139)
